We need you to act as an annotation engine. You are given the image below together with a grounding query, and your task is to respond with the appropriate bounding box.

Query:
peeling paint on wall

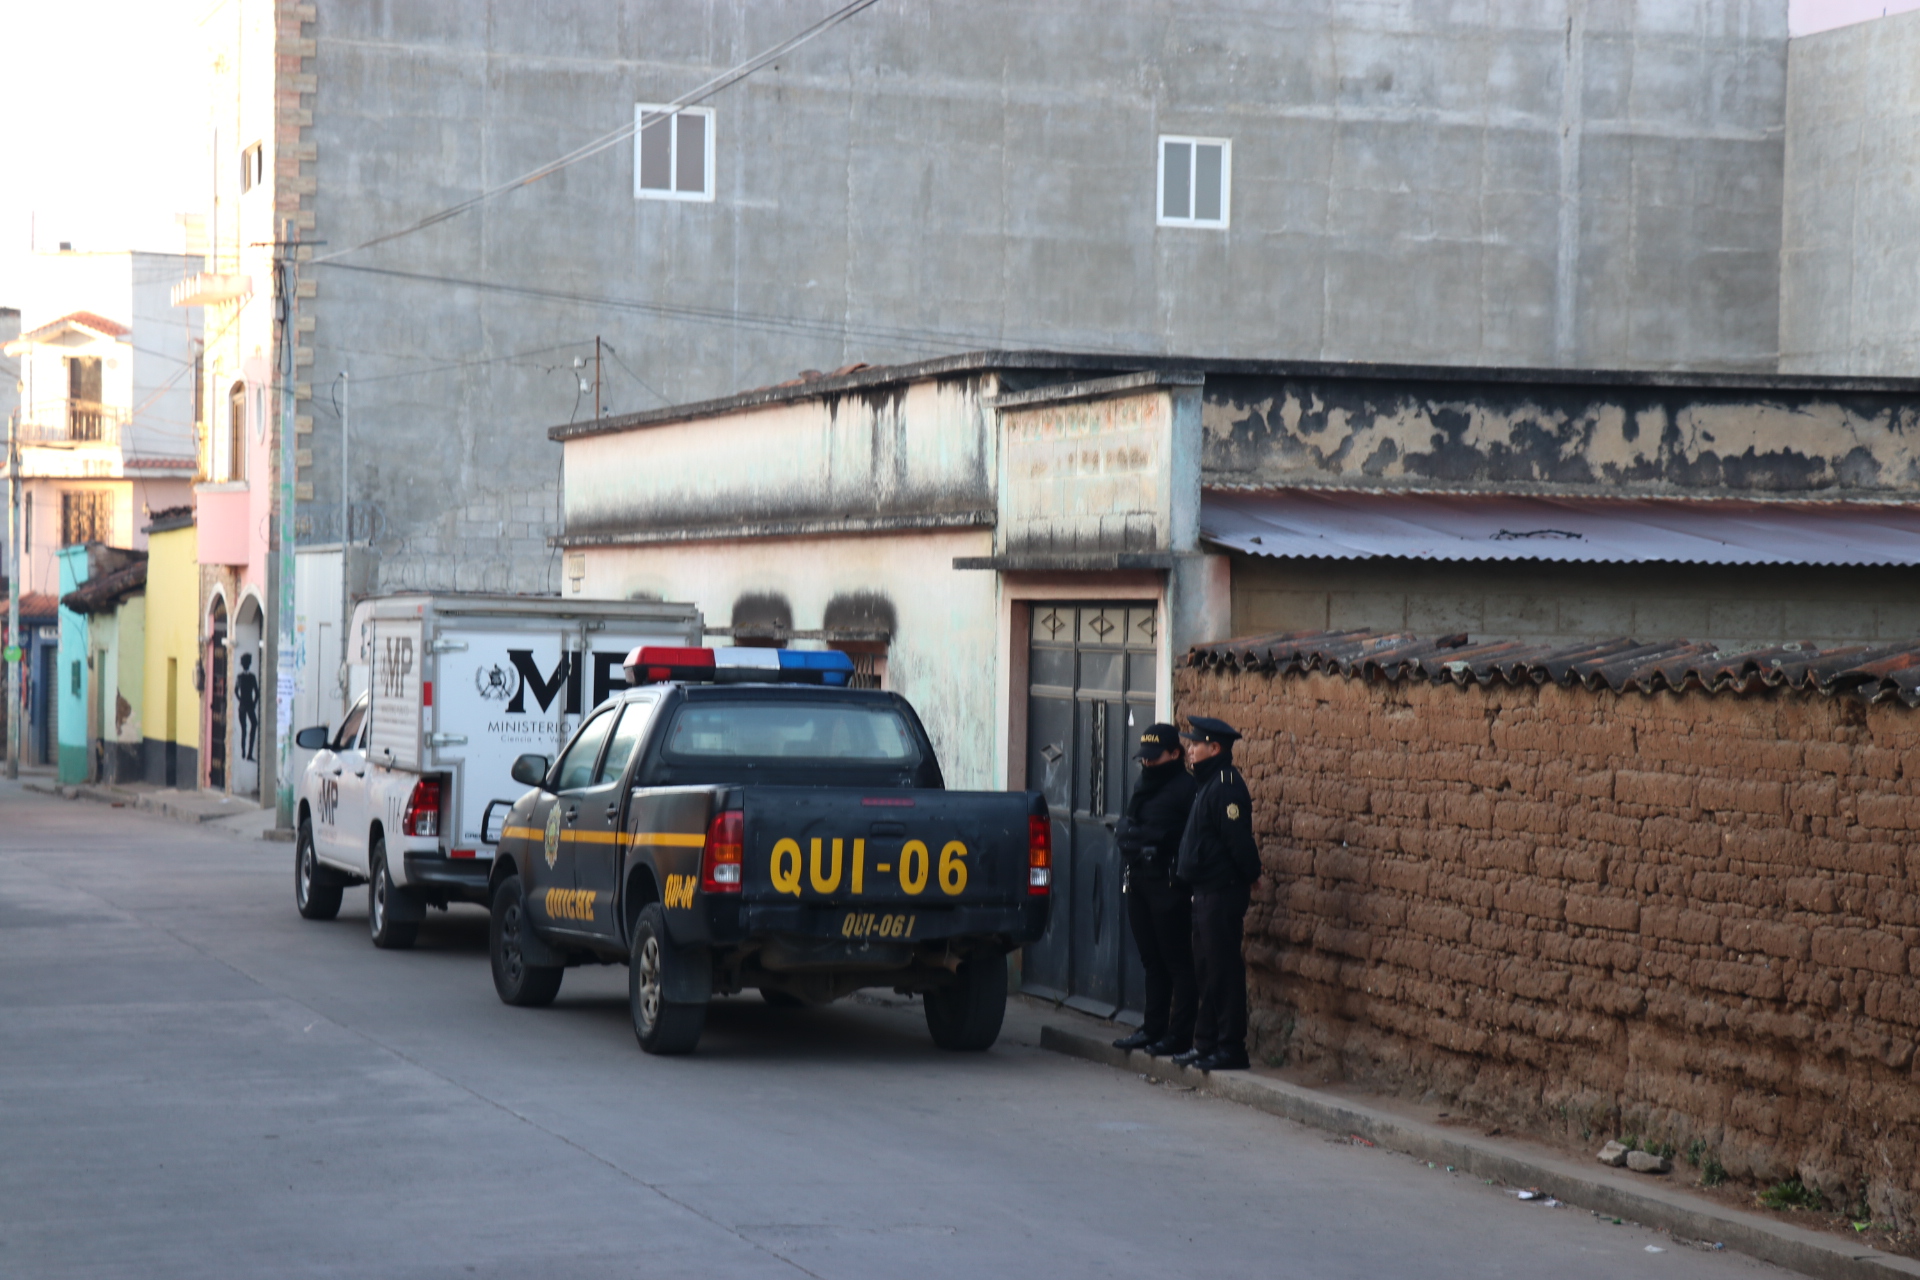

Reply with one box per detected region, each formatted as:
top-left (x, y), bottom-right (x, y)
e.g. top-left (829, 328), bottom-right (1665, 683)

top-left (1202, 375), bottom-right (1920, 496)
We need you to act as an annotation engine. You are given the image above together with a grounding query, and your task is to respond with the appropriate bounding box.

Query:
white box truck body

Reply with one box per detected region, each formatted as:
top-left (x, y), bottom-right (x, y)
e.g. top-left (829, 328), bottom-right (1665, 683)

top-left (291, 593), bottom-right (702, 946)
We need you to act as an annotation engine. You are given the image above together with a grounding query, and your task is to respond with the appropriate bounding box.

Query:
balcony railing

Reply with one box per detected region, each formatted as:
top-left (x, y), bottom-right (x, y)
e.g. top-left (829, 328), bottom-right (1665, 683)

top-left (13, 401), bottom-right (130, 448)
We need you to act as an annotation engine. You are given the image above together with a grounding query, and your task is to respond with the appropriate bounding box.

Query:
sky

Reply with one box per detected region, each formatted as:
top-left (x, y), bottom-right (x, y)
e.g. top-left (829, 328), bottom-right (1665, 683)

top-left (0, 0), bottom-right (1914, 312)
top-left (0, 0), bottom-right (208, 309)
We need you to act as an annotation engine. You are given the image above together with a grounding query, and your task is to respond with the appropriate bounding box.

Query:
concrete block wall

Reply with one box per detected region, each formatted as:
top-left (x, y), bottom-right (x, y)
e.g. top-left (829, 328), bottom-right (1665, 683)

top-left (1177, 661), bottom-right (1920, 1225)
top-left (1779, 7), bottom-right (1920, 375)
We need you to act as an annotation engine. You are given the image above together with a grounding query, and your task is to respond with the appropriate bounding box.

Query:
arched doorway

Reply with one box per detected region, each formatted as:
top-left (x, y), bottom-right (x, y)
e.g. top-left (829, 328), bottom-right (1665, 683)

top-left (206, 597), bottom-right (229, 791)
top-left (232, 595), bottom-right (264, 799)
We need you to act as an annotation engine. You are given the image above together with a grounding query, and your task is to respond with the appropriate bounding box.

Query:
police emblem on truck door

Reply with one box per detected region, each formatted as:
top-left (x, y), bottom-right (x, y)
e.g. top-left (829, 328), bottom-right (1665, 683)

top-left (543, 803), bottom-right (563, 869)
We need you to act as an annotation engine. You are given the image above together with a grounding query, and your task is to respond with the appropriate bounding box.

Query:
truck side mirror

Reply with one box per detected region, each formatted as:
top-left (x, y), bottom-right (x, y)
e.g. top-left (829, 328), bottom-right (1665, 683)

top-left (510, 754), bottom-right (551, 787)
top-left (294, 726), bottom-right (330, 750)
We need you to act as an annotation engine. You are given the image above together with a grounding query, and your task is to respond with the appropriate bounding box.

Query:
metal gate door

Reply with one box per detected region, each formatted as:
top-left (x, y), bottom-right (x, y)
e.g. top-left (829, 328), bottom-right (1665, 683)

top-left (1021, 601), bottom-right (1158, 1017)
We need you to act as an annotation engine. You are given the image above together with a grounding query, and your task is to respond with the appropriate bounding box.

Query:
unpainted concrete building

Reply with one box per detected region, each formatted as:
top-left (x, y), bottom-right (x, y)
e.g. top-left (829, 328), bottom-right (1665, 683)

top-left (245, 0), bottom-right (1816, 598)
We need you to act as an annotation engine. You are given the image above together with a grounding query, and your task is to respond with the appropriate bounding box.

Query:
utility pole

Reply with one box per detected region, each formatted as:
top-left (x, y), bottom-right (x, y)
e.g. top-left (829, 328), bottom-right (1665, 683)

top-left (594, 335), bottom-right (602, 419)
top-left (338, 369), bottom-right (350, 720)
top-left (6, 410), bottom-right (20, 779)
top-left (266, 218), bottom-right (298, 830)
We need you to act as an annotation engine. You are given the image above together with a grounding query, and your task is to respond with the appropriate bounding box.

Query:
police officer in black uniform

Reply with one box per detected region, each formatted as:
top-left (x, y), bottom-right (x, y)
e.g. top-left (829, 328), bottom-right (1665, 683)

top-left (1172, 717), bottom-right (1260, 1072)
top-left (1110, 723), bottom-right (1199, 1057)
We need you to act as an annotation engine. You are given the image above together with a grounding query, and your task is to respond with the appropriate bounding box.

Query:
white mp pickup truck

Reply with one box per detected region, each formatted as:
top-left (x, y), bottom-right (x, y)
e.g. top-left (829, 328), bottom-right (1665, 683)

top-left (291, 592), bottom-right (703, 948)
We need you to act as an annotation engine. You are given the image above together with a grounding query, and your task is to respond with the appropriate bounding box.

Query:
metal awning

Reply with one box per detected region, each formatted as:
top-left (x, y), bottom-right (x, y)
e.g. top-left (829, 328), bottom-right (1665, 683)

top-left (1201, 488), bottom-right (1920, 566)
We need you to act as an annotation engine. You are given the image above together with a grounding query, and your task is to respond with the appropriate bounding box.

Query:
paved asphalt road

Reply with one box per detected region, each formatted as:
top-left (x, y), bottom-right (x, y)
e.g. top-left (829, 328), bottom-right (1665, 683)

top-left (0, 781), bottom-right (1785, 1280)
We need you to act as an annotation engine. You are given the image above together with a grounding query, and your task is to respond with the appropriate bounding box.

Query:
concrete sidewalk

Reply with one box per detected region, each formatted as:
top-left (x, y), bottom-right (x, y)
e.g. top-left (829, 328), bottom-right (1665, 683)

top-left (1037, 1019), bottom-right (1920, 1280)
top-left (21, 776), bottom-right (282, 841)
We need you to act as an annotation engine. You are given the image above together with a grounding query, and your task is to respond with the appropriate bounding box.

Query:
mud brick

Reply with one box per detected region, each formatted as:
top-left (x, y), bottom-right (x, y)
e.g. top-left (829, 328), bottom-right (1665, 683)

top-left (1720, 918), bottom-right (1811, 961)
top-left (1566, 890), bottom-right (1643, 932)
top-left (1811, 927), bottom-right (1909, 975)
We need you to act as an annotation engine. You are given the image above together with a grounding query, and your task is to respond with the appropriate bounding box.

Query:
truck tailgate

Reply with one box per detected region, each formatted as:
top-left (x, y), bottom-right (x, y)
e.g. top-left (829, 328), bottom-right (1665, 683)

top-left (740, 787), bottom-right (1032, 908)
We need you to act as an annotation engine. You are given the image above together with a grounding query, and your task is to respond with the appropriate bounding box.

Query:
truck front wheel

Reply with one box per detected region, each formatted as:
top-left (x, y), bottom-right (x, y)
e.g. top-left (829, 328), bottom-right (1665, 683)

top-left (294, 818), bottom-right (342, 921)
top-left (490, 875), bottom-right (563, 1007)
top-left (924, 952), bottom-right (1008, 1051)
top-left (630, 904), bottom-right (706, 1055)
top-left (367, 842), bottom-right (419, 951)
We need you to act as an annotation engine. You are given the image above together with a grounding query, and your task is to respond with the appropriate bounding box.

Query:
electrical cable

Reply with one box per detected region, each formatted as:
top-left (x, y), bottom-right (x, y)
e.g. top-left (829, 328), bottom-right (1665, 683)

top-left (599, 341), bottom-right (670, 409)
top-left (314, 261), bottom-right (1126, 356)
top-left (311, 0), bottom-right (880, 266)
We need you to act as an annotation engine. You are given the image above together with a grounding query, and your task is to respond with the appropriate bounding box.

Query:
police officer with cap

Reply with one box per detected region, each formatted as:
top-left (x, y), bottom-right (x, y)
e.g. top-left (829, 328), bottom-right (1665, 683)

top-left (1172, 716), bottom-right (1260, 1072)
top-left (1110, 723), bottom-right (1199, 1058)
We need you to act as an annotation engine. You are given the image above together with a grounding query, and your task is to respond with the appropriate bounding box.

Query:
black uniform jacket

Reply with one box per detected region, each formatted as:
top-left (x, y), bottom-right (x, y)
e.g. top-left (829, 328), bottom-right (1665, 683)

top-left (1174, 755), bottom-right (1260, 892)
top-left (1115, 760), bottom-right (1198, 879)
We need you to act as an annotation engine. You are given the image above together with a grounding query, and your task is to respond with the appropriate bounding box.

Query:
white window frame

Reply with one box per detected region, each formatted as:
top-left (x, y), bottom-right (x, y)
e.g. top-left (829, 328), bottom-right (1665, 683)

top-left (1156, 134), bottom-right (1232, 230)
top-left (634, 104), bottom-right (716, 203)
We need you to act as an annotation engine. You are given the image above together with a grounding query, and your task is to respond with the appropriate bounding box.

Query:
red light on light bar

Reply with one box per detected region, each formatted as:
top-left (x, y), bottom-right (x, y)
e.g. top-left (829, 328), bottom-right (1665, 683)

top-left (636, 647), bottom-right (714, 668)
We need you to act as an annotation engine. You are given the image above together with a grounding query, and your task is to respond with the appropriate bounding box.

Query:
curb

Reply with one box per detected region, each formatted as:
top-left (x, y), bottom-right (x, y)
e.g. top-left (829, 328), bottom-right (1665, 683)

top-left (1040, 1025), bottom-right (1920, 1280)
top-left (23, 779), bottom-right (268, 828)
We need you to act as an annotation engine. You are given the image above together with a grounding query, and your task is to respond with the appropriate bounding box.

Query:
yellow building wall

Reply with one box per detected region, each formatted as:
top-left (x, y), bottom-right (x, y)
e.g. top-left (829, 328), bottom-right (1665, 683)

top-left (143, 525), bottom-right (201, 755)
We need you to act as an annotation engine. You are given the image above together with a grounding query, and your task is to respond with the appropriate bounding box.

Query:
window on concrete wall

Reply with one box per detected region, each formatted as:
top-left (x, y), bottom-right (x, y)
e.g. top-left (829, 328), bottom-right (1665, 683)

top-left (240, 142), bottom-right (264, 193)
top-left (634, 105), bottom-right (714, 202)
top-left (65, 356), bottom-right (103, 440)
top-left (1157, 135), bottom-right (1231, 229)
top-left (60, 491), bottom-right (114, 547)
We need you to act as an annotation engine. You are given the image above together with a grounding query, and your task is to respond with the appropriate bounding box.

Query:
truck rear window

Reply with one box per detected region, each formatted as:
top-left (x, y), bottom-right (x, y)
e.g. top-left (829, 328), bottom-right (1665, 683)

top-left (661, 702), bottom-right (919, 764)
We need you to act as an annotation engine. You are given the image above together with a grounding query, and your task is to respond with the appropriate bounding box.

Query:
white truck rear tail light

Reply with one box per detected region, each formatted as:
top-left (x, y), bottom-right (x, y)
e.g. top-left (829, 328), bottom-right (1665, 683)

top-left (403, 778), bottom-right (441, 838)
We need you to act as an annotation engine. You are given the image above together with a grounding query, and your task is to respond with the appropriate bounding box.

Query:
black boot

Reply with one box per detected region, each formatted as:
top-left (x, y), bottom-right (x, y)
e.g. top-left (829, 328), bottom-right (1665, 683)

top-left (1112, 1029), bottom-right (1158, 1052)
top-left (1145, 1037), bottom-right (1191, 1058)
top-left (1195, 1046), bottom-right (1250, 1072)
top-left (1170, 1046), bottom-right (1207, 1068)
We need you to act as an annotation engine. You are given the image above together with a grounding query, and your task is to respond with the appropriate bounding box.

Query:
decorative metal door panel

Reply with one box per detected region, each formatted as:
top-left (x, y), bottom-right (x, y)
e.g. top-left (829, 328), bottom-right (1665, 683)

top-left (1022, 601), bottom-right (1158, 1018)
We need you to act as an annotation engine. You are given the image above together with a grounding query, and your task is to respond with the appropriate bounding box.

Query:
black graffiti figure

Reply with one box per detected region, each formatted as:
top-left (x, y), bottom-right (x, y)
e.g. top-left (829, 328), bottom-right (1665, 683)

top-left (235, 653), bottom-right (261, 764)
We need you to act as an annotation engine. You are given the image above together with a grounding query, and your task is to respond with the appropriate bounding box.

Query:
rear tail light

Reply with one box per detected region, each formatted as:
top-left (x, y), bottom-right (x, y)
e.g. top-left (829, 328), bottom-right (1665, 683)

top-left (1028, 815), bottom-right (1052, 895)
top-left (702, 809), bottom-right (744, 894)
top-left (402, 778), bottom-right (441, 838)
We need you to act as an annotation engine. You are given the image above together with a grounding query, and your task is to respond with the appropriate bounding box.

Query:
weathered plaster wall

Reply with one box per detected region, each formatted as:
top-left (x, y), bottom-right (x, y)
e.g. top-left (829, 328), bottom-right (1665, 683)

top-left (1779, 9), bottom-right (1920, 376)
top-left (578, 528), bottom-right (1000, 788)
top-left (559, 375), bottom-right (996, 545)
top-left (302, 0), bottom-right (1792, 595)
top-left (1231, 557), bottom-right (1920, 651)
top-left (999, 385), bottom-right (1174, 556)
top-left (1202, 373), bottom-right (1920, 496)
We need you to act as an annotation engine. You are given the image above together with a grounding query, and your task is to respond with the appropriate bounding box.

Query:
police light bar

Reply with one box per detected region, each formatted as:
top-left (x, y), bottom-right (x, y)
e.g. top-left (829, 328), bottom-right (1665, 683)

top-left (623, 646), bottom-right (855, 687)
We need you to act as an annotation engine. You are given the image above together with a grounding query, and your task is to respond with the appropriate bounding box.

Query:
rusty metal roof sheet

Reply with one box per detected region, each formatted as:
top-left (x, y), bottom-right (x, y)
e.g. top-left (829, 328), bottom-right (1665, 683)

top-left (1187, 628), bottom-right (1920, 706)
top-left (1202, 487), bottom-right (1920, 566)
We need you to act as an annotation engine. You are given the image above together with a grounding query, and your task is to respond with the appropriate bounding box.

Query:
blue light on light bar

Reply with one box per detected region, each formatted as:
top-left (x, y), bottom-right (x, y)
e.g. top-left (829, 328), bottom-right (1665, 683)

top-left (777, 649), bottom-right (855, 686)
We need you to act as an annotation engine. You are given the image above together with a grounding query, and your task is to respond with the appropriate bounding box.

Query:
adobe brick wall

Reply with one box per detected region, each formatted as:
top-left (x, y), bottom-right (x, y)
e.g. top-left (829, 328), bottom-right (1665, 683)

top-left (1176, 664), bottom-right (1920, 1224)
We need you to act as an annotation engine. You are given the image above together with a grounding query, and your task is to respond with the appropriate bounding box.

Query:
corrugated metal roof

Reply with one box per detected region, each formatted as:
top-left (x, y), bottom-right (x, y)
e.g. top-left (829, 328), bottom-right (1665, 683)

top-left (1187, 628), bottom-right (1920, 707)
top-left (1201, 487), bottom-right (1920, 566)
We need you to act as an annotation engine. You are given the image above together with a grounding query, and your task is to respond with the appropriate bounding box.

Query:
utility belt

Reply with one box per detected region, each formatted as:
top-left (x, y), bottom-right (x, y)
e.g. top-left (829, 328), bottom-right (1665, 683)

top-left (1121, 844), bottom-right (1177, 888)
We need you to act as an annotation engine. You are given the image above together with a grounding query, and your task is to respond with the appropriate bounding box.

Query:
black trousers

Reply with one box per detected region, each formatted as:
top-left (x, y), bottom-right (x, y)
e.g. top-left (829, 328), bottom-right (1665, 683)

top-left (1191, 884), bottom-right (1250, 1055)
top-left (1125, 871), bottom-right (1195, 1044)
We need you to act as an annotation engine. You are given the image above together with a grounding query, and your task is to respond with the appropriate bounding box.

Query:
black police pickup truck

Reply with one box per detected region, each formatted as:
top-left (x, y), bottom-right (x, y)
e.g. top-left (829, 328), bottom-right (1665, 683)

top-left (483, 646), bottom-right (1052, 1055)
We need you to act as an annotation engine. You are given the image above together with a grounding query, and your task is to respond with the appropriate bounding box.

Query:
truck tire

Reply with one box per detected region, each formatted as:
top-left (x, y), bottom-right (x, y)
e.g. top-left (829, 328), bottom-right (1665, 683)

top-left (294, 818), bottom-right (342, 921)
top-left (367, 841), bottom-right (419, 951)
top-left (924, 952), bottom-right (1008, 1051)
top-left (490, 874), bottom-right (563, 1007)
top-left (630, 904), bottom-right (706, 1055)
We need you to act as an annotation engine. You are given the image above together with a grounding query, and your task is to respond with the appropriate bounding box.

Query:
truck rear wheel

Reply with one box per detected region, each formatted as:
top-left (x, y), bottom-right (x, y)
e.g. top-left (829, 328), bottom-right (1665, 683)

top-left (490, 875), bottom-right (563, 1007)
top-left (630, 904), bottom-right (706, 1055)
top-left (294, 818), bottom-right (342, 921)
top-left (924, 952), bottom-right (1008, 1051)
top-left (367, 842), bottom-right (419, 951)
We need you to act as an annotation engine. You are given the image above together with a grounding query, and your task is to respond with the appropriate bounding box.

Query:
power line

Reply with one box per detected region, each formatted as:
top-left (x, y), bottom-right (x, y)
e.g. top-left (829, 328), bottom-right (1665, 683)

top-left (314, 261), bottom-right (1105, 356)
top-left (310, 339), bottom-right (601, 387)
top-left (311, 0), bottom-right (880, 266)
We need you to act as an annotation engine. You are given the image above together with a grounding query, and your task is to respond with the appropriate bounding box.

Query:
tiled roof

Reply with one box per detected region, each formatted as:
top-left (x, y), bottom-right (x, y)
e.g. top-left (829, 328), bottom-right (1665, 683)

top-left (1187, 628), bottom-right (1920, 708)
top-left (18, 592), bottom-right (60, 621)
top-left (60, 560), bottom-right (148, 615)
top-left (15, 310), bottom-right (131, 343)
